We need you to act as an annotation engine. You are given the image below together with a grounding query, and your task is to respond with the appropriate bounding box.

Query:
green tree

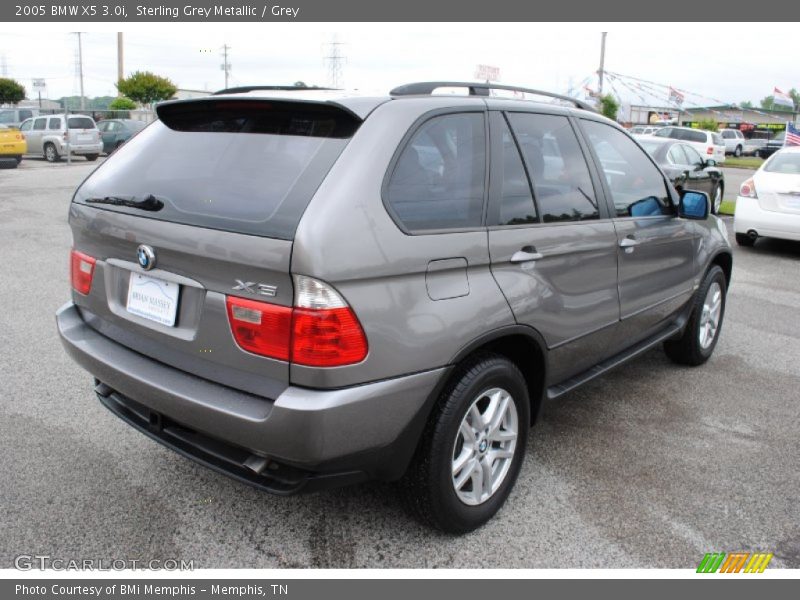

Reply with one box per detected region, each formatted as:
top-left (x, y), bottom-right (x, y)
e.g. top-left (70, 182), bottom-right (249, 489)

top-left (0, 78), bottom-right (26, 104)
top-left (116, 71), bottom-right (177, 105)
top-left (739, 100), bottom-right (753, 109)
top-left (108, 96), bottom-right (137, 110)
top-left (697, 118), bottom-right (718, 132)
top-left (599, 94), bottom-right (619, 121)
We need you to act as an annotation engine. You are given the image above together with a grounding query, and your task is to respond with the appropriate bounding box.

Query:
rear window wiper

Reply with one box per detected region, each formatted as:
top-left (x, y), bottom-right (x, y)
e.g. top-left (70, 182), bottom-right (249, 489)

top-left (84, 194), bottom-right (165, 212)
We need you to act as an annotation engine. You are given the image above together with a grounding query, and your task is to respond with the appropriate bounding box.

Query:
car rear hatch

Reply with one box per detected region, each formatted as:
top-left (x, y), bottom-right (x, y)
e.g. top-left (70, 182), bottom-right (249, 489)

top-left (66, 116), bottom-right (99, 146)
top-left (69, 97), bottom-right (362, 398)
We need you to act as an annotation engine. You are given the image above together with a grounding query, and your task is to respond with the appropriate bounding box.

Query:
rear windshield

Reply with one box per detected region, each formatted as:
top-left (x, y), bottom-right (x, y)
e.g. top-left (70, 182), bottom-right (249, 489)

top-left (765, 153), bottom-right (800, 174)
top-left (68, 117), bottom-right (95, 129)
top-left (73, 100), bottom-right (360, 240)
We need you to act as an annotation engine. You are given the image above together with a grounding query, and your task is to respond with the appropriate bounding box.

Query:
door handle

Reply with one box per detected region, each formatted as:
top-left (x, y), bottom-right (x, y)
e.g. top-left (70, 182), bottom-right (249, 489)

top-left (619, 237), bottom-right (639, 252)
top-left (510, 246), bottom-right (544, 263)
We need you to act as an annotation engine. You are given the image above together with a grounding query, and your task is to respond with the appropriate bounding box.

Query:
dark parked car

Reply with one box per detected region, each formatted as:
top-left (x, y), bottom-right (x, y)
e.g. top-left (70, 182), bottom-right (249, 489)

top-left (757, 132), bottom-right (785, 159)
top-left (637, 137), bottom-right (725, 214)
top-left (57, 82), bottom-right (732, 533)
top-left (97, 118), bottom-right (146, 154)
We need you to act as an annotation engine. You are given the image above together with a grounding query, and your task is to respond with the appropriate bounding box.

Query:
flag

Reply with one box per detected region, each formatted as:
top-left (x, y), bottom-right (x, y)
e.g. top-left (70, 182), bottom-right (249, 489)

top-left (786, 122), bottom-right (800, 147)
top-left (773, 88), bottom-right (794, 108)
top-left (669, 86), bottom-right (684, 106)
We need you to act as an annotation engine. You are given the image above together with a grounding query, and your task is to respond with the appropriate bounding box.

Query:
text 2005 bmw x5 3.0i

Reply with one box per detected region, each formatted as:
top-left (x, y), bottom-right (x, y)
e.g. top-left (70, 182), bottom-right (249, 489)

top-left (57, 82), bottom-right (732, 533)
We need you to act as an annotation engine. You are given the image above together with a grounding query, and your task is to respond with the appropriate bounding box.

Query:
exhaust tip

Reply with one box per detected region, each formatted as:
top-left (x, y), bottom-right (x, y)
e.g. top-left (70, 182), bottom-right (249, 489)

top-left (747, 230), bottom-right (758, 240)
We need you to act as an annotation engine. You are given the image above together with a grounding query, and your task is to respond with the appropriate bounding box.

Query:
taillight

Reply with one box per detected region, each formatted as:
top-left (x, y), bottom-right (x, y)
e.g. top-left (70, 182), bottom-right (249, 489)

top-left (226, 275), bottom-right (368, 367)
top-left (70, 249), bottom-right (96, 295)
top-left (739, 178), bottom-right (758, 199)
top-left (707, 146), bottom-right (714, 155)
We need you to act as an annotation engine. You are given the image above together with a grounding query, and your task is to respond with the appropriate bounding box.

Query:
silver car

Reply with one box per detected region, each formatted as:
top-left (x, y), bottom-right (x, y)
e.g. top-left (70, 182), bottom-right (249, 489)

top-left (57, 82), bottom-right (732, 533)
top-left (19, 113), bottom-right (103, 162)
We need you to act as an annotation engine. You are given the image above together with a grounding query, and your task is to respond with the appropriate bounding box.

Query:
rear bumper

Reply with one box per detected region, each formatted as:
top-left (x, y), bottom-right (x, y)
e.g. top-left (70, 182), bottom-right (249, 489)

top-left (57, 302), bottom-right (445, 492)
top-left (57, 141), bottom-right (103, 155)
top-left (734, 197), bottom-right (800, 241)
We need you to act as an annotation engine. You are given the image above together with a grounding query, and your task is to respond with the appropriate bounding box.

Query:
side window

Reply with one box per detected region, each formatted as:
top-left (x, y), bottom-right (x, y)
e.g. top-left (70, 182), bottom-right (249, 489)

top-left (721, 131), bottom-right (733, 139)
top-left (386, 113), bottom-right (486, 231)
top-left (19, 110), bottom-right (32, 121)
top-left (19, 120), bottom-right (32, 132)
top-left (582, 120), bottom-right (672, 218)
top-left (682, 144), bottom-right (704, 166)
top-left (653, 127), bottom-right (671, 138)
top-left (667, 144), bottom-right (688, 165)
top-left (494, 118), bottom-right (536, 225)
top-left (48, 117), bottom-right (61, 130)
top-left (507, 113), bottom-right (598, 222)
top-left (33, 118), bottom-right (47, 131)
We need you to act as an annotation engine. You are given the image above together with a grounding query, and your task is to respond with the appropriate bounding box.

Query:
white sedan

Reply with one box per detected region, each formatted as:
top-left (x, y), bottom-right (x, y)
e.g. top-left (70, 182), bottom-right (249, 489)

top-left (734, 146), bottom-right (800, 245)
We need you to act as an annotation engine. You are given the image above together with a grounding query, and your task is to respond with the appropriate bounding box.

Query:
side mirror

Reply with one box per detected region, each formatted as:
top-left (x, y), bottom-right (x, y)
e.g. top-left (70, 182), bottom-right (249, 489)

top-left (679, 190), bottom-right (709, 220)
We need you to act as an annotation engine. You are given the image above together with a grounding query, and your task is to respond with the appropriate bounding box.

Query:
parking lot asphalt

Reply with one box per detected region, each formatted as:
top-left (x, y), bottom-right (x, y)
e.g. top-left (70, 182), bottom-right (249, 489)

top-left (0, 163), bottom-right (798, 569)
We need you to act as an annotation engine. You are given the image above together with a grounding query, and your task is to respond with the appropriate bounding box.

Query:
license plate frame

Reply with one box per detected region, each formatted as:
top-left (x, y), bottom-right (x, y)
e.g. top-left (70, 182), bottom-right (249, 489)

top-left (126, 272), bottom-right (180, 327)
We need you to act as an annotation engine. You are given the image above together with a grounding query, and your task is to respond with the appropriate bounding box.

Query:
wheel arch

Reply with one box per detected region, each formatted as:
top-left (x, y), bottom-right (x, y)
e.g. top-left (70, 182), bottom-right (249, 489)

top-left (709, 250), bottom-right (733, 288)
top-left (449, 326), bottom-right (548, 425)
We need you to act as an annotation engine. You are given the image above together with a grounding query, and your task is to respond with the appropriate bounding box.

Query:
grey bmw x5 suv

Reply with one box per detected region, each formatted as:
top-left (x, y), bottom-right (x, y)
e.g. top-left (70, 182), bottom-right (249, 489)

top-left (57, 82), bottom-right (732, 533)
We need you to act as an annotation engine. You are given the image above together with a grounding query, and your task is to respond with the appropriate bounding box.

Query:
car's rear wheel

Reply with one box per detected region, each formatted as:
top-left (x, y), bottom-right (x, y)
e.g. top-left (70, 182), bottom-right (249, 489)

top-left (735, 232), bottom-right (756, 247)
top-left (44, 143), bottom-right (60, 162)
top-left (402, 354), bottom-right (530, 534)
top-left (664, 265), bottom-right (727, 366)
top-left (85, 154), bottom-right (99, 162)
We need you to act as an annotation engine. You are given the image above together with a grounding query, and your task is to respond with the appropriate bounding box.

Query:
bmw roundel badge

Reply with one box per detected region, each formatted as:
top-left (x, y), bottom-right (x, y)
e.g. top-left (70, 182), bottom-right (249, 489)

top-left (137, 245), bottom-right (156, 271)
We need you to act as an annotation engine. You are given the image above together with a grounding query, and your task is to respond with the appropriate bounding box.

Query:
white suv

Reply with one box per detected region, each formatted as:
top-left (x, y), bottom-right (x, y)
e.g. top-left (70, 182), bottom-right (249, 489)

top-left (652, 126), bottom-right (726, 164)
top-left (19, 114), bottom-right (103, 162)
top-left (720, 128), bottom-right (746, 157)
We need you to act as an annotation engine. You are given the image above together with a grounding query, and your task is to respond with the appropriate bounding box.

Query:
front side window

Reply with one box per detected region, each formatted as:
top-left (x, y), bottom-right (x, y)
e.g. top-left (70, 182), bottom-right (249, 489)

top-left (387, 113), bottom-right (486, 231)
top-left (19, 120), bottom-right (32, 132)
top-left (682, 144), bottom-right (704, 166)
top-left (667, 144), bottom-right (688, 165)
top-left (33, 118), bottom-right (46, 131)
top-left (508, 113), bottom-right (598, 222)
top-left (582, 120), bottom-right (672, 218)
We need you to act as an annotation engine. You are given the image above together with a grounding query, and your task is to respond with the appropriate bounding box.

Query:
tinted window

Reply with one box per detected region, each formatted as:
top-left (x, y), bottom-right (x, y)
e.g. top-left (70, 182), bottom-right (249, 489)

top-left (68, 117), bottom-right (95, 129)
top-left (582, 120), bottom-right (671, 218)
top-left (75, 101), bottom-right (361, 240)
top-left (19, 110), bottom-right (32, 120)
top-left (48, 118), bottom-right (61, 130)
top-left (387, 113), bottom-right (486, 231)
top-left (721, 131), bottom-right (734, 139)
top-left (494, 119), bottom-right (536, 225)
top-left (653, 127), bottom-right (672, 138)
top-left (33, 118), bottom-right (46, 130)
top-left (682, 144), bottom-right (704, 165)
top-left (508, 113), bottom-right (598, 222)
top-left (667, 144), bottom-right (688, 165)
top-left (681, 129), bottom-right (706, 143)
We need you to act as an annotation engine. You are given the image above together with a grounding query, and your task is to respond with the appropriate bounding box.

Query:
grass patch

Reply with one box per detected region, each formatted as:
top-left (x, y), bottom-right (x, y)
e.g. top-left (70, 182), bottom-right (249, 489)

top-left (719, 200), bottom-right (736, 216)
top-left (723, 157), bottom-right (763, 169)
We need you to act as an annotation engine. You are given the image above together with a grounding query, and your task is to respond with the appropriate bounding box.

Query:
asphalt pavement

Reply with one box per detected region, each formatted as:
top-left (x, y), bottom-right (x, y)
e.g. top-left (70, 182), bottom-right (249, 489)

top-left (0, 162), bottom-right (798, 569)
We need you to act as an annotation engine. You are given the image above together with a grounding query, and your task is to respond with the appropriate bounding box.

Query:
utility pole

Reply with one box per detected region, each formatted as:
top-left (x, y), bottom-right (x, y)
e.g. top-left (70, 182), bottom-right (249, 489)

top-left (597, 32), bottom-right (607, 98)
top-left (221, 44), bottom-right (231, 89)
top-left (117, 32), bottom-right (124, 92)
top-left (73, 32), bottom-right (86, 110)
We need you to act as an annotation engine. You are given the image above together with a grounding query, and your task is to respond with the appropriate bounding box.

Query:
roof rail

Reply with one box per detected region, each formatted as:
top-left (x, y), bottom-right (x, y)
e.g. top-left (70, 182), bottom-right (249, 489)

top-left (213, 85), bottom-right (336, 95)
top-left (389, 81), bottom-right (595, 112)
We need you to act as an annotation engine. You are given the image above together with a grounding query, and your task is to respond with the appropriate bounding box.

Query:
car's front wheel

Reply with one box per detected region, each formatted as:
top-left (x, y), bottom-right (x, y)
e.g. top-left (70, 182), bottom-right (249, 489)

top-left (664, 265), bottom-right (727, 366)
top-left (403, 354), bottom-right (530, 534)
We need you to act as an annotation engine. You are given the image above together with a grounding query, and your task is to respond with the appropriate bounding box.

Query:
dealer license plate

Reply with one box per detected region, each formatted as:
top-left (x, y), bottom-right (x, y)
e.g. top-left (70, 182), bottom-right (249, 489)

top-left (126, 272), bottom-right (179, 326)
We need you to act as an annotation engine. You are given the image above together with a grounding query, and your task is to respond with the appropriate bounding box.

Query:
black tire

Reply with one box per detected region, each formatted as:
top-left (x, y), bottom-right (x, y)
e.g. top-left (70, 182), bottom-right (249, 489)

top-left (734, 145), bottom-right (742, 157)
top-left (402, 354), bottom-right (530, 534)
top-left (735, 232), bottom-right (755, 247)
top-left (85, 154), bottom-right (99, 162)
top-left (664, 265), bottom-right (727, 366)
top-left (15, 155), bottom-right (22, 164)
top-left (44, 143), bottom-right (60, 163)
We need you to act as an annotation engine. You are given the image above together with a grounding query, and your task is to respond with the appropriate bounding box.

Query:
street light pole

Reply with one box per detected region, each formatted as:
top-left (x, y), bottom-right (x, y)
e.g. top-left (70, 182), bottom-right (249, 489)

top-left (597, 32), bottom-right (607, 97)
